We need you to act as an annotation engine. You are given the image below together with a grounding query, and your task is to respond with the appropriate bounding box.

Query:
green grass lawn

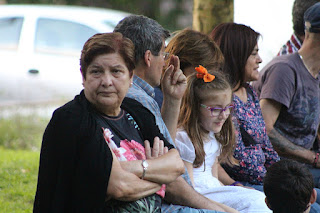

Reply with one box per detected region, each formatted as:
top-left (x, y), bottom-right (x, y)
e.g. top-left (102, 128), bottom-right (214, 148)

top-left (0, 148), bottom-right (40, 212)
top-left (0, 109), bottom-right (51, 212)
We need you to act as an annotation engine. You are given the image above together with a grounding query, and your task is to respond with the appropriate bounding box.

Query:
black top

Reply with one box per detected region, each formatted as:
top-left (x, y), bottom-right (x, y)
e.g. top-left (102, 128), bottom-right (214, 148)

top-left (33, 90), bottom-right (172, 213)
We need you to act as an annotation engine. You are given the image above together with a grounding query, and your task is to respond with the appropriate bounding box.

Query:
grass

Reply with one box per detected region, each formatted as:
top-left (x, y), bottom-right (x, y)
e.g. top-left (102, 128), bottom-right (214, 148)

top-left (0, 148), bottom-right (40, 212)
top-left (0, 114), bottom-right (49, 151)
top-left (0, 111), bottom-right (50, 212)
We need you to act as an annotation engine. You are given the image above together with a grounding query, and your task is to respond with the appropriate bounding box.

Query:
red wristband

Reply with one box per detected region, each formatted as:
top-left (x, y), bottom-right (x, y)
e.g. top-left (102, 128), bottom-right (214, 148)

top-left (313, 152), bottom-right (320, 168)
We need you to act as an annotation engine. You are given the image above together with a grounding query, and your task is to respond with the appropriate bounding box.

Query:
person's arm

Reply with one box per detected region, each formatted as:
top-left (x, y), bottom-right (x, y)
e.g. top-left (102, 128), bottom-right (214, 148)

top-left (217, 164), bottom-right (243, 186)
top-left (120, 137), bottom-right (185, 184)
top-left (107, 151), bottom-right (162, 201)
top-left (168, 131), bottom-right (239, 212)
top-left (183, 161), bottom-right (195, 187)
top-left (161, 55), bottom-right (187, 141)
top-left (164, 176), bottom-right (239, 213)
top-left (120, 149), bottom-right (184, 184)
top-left (260, 129), bottom-right (280, 168)
top-left (260, 98), bottom-right (318, 166)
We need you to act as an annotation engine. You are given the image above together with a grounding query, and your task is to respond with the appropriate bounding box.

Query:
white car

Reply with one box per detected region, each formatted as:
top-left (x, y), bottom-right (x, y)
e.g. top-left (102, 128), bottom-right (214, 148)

top-left (0, 5), bottom-right (130, 106)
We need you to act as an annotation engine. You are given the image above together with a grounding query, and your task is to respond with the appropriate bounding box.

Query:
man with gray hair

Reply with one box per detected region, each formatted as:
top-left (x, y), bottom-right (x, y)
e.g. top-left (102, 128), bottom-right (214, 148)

top-left (114, 15), bottom-right (237, 213)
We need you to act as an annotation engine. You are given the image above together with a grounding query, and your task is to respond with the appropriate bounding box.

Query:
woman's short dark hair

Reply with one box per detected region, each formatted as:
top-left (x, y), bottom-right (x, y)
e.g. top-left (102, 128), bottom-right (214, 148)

top-left (209, 23), bottom-right (260, 90)
top-left (264, 159), bottom-right (314, 213)
top-left (80, 32), bottom-right (135, 79)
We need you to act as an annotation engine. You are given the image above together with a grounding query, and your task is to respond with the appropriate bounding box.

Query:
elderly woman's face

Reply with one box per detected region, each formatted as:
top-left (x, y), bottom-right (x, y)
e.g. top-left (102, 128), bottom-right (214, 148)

top-left (83, 53), bottom-right (133, 116)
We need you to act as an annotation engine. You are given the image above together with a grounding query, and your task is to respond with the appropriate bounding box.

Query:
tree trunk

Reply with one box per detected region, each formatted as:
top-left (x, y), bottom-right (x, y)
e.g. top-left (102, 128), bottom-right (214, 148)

top-left (193, 0), bottom-right (233, 34)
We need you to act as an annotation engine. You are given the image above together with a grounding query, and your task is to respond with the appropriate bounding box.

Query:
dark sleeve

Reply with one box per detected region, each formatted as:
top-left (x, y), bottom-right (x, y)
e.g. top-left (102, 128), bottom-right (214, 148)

top-left (259, 63), bottom-right (296, 108)
top-left (154, 86), bottom-right (163, 109)
top-left (33, 104), bottom-right (113, 212)
top-left (122, 97), bottom-right (174, 150)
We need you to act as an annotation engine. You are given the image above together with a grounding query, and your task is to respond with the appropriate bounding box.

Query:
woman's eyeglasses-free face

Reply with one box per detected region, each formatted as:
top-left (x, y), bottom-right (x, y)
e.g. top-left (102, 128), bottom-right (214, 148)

top-left (200, 104), bottom-right (234, 117)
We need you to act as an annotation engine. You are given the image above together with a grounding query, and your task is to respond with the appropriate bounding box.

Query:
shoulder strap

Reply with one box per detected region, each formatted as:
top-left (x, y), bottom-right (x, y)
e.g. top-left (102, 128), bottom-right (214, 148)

top-left (239, 126), bottom-right (256, 147)
top-left (246, 85), bottom-right (254, 98)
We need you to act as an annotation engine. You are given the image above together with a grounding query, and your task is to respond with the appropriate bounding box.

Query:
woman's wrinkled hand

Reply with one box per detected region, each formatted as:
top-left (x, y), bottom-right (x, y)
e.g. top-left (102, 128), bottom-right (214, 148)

top-left (145, 137), bottom-right (168, 159)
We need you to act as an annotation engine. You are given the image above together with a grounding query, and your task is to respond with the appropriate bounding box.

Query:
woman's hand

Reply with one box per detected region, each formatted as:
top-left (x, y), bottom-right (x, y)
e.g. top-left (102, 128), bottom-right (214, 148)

top-left (120, 137), bottom-right (184, 184)
top-left (141, 137), bottom-right (184, 184)
top-left (144, 136), bottom-right (168, 159)
top-left (107, 150), bottom-right (162, 201)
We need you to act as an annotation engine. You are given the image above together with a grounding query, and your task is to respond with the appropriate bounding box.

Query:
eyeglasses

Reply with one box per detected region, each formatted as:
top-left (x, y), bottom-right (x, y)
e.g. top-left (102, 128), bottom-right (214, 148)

top-left (162, 52), bottom-right (170, 60)
top-left (200, 104), bottom-right (234, 117)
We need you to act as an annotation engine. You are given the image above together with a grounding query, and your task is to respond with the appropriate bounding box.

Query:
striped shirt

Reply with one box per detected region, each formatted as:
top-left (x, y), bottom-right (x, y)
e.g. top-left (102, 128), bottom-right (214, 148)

top-left (126, 75), bottom-right (174, 145)
top-left (277, 33), bottom-right (302, 56)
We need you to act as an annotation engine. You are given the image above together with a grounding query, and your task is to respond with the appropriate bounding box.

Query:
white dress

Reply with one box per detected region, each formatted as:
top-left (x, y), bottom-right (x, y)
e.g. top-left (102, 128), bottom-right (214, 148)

top-left (175, 130), bottom-right (271, 213)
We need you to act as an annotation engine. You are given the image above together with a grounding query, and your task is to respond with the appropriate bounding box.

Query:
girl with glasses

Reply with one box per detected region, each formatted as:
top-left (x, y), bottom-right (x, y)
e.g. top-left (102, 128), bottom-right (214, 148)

top-left (175, 66), bottom-right (271, 213)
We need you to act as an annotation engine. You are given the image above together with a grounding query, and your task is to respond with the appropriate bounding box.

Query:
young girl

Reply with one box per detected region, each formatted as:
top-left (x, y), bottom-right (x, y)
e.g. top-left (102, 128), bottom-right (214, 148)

top-left (175, 65), bottom-right (271, 213)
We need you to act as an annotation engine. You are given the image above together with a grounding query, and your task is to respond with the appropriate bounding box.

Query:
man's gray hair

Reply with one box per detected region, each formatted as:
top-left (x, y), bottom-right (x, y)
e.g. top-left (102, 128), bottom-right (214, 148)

top-left (114, 15), bottom-right (170, 64)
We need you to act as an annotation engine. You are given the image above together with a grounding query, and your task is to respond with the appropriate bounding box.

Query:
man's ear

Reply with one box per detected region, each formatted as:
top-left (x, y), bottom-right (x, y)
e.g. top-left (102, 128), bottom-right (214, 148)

top-left (310, 188), bottom-right (317, 204)
top-left (144, 50), bottom-right (152, 68)
top-left (265, 197), bottom-right (272, 210)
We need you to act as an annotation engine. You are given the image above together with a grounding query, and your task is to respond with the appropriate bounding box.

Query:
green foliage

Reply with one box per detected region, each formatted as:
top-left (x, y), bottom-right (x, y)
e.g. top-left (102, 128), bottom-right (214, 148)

top-left (157, 0), bottom-right (187, 31)
top-left (0, 115), bottom-right (48, 150)
top-left (0, 148), bottom-right (39, 212)
top-left (6, 0), bottom-right (191, 31)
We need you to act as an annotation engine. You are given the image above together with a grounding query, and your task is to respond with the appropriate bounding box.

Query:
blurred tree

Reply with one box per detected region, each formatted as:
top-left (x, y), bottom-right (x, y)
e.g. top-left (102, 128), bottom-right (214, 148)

top-left (193, 0), bottom-right (233, 34)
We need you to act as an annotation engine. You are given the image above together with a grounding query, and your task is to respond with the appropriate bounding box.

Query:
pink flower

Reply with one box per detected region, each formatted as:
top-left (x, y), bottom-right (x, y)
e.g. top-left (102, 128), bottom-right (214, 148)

top-left (120, 140), bottom-right (146, 161)
top-left (112, 148), bottom-right (121, 158)
top-left (156, 184), bottom-right (166, 198)
top-left (102, 127), bottom-right (114, 144)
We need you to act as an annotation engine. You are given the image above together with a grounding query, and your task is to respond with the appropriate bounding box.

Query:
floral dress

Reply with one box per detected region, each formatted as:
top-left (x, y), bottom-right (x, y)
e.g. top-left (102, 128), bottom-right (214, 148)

top-left (222, 84), bottom-right (279, 185)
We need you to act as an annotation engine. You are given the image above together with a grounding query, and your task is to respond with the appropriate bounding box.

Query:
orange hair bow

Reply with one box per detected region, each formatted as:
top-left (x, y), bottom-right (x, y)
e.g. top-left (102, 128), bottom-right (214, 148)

top-left (195, 65), bottom-right (215, 82)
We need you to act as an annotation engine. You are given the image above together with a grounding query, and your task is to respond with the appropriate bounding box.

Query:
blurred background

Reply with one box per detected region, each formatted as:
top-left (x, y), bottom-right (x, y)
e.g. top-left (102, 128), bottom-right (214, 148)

top-left (0, 0), bottom-right (294, 110)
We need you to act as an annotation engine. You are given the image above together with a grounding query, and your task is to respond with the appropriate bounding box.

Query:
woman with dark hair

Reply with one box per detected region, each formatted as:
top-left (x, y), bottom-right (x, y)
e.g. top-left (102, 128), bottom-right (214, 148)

top-left (209, 23), bottom-right (279, 191)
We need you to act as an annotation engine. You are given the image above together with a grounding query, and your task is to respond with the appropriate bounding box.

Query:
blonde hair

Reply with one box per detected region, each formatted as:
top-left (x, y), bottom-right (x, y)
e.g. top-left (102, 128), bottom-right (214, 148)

top-left (178, 70), bottom-right (237, 168)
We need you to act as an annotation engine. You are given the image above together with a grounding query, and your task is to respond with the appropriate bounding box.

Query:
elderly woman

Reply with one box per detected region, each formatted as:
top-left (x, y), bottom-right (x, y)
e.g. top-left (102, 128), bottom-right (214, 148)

top-left (33, 32), bottom-right (184, 212)
top-left (209, 23), bottom-right (280, 191)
